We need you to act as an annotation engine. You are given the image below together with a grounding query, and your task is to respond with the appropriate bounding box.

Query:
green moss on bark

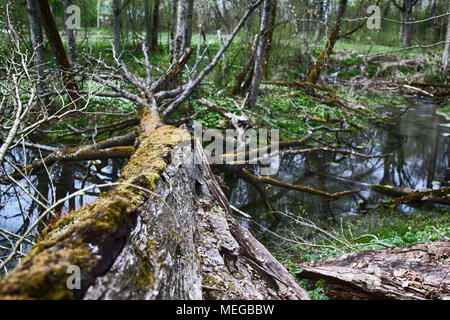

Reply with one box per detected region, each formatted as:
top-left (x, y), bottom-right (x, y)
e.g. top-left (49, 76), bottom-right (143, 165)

top-left (0, 125), bottom-right (190, 300)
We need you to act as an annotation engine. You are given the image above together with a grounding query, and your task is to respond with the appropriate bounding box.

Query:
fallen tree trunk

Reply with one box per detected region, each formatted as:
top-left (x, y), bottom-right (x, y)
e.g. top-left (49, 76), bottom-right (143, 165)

top-left (297, 240), bottom-right (450, 300)
top-left (373, 185), bottom-right (450, 206)
top-left (0, 117), bottom-right (309, 300)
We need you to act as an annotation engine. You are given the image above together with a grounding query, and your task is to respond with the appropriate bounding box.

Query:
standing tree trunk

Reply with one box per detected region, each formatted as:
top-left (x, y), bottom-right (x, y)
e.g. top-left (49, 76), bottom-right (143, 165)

top-left (97, 0), bottom-right (101, 28)
top-left (394, 0), bottom-right (418, 48)
top-left (169, 0), bottom-right (178, 61)
top-left (26, 0), bottom-right (46, 103)
top-left (185, 0), bottom-right (194, 49)
top-left (64, 0), bottom-right (76, 65)
top-left (174, 0), bottom-right (187, 59)
top-left (113, 0), bottom-right (121, 56)
top-left (37, 0), bottom-right (79, 102)
top-left (443, 12), bottom-right (450, 82)
top-left (315, 0), bottom-right (324, 43)
top-left (399, 9), bottom-right (405, 39)
top-left (248, 0), bottom-right (272, 108)
top-left (262, 0), bottom-right (277, 80)
top-left (145, 0), bottom-right (152, 52)
top-left (403, 0), bottom-right (413, 48)
top-left (307, 0), bottom-right (347, 85)
top-left (150, 0), bottom-right (160, 53)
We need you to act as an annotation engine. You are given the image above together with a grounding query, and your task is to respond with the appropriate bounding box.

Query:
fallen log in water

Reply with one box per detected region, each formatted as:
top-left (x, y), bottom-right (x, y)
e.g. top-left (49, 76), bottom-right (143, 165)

top-left (302, 166), bottom-right (450, 206)
top-left (0, 117), bottom-right (309, 300)
top-left (297, 240), bottom-right (450, 300)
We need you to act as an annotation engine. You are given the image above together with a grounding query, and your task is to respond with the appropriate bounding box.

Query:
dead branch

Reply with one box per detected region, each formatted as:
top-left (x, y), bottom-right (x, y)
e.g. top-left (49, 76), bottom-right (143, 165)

top-left (240, 168), bottom-right (361, 201)
top-left (391, 187), bottom-right (450, 206)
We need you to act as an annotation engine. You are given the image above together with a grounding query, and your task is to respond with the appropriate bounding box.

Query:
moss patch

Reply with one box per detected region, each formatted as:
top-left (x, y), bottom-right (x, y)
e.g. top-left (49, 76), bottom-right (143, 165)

top-left (0, 124), bottom-right (190, 300)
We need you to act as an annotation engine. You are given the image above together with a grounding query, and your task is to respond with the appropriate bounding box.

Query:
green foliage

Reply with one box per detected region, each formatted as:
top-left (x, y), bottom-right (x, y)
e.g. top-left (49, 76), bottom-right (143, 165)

top-left (337, 69), bottom-right (360, 79)
top-left (299, 207), bottom-right (450, 263)
top-left (439, 106), bottom-right (450, 115)
top-left (340, 57), bottom-right (363, 68)
top-left (354, 91), bottom-right (408, 108)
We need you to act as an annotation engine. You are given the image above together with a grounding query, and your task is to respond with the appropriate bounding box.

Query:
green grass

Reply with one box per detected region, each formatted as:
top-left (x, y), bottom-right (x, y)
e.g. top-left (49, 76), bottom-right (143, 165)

top-left (439, 106), bottom-right (450, 115)
top-left (278, 206), bottom-right (450, 264)
top-left (269, 206), bottom-right (449, 300)
top-left (188, 83), bottom-right (370, 141)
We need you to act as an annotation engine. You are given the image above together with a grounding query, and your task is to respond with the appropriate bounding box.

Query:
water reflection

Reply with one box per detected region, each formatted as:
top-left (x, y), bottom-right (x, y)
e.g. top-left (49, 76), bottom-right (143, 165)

top-left (225, 98), bottom-right (450, 235)
top-left (0, 147), bottom-right (126, 237)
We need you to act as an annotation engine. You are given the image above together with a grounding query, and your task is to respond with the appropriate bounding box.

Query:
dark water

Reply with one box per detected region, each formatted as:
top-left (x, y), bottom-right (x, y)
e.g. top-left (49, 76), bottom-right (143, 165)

top-left (0, 151), bottom-right (126, 234)
top-left (224, 98), bottom-right (450, 230)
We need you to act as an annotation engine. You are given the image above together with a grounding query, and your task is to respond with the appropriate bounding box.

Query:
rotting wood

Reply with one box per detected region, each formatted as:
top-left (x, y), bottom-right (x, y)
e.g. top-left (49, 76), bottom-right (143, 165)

top-left (297, 240), bottom-right (450, 300)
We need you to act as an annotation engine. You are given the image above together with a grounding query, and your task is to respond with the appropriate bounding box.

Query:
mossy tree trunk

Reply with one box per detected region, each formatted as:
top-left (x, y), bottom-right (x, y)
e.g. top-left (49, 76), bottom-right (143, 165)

top-left (307, 0), bottom-right (347, 85)
top-left (0, 114), bottom-right (309, 300)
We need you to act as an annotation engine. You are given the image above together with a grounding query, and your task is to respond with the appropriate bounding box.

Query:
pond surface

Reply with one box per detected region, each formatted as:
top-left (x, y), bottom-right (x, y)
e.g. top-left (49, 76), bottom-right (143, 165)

top-left (0, 151), bottom-right (125, 234)
top-left (224, 97), bottom-right (450, 231)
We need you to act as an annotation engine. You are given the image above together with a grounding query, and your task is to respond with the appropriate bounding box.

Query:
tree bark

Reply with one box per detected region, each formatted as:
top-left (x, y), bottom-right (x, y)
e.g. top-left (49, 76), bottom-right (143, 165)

top-left (307, 0), bottom-right (348, 85)
top-left (37, 0), bottom-right (79, 103)
top-left (174, 0), bottom-right (187, 58)
top-left (64, 0), bottom-right (76, 65)
top-left (169, 0), bottom-right (178, 61)
top-left (185, 0), bottom-right (194, 49)
top-left (443, 12), bottom-right (450, 81)
top-left (150, 0), bottom-right (160, 53)
top-left (315, 0), bottom-right (324, 43)
top-left (37, 0), bottom-right (72, 72)
top-left (297, 240), bottom-right (450, 300)
top-left (262, 0), bottom-right (277, 80)
top-left (399, 4), bottom-right (405, 39)
top-left (26, 0), bottom-right (46, 103)
top-left (248, 0), bottom-right (272, 107)
top-left (113, 0), bottom-right (121, 56)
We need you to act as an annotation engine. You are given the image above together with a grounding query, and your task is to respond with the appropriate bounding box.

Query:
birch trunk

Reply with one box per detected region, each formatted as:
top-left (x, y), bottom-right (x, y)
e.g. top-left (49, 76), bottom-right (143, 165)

top-left (403, 0), bottom-right (413, 48)
top-left (174, 0), bottom-right (187, 58)
top-left (169, 0), bottom-right (178, 61)
top-left (64, 0), bottom-right (76, 65)
top-left (443, 11), bottom-right (450, 81)
top-left (248, 0), bottom-right (272, 107)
